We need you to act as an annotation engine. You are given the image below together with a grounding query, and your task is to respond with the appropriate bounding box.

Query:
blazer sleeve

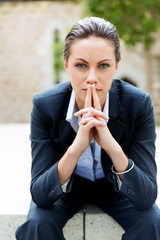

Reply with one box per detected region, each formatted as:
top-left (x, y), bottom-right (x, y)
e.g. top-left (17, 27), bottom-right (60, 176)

top-left (29, 95), bottom-right (73, 208)
top-left (114, 93), bottom-right (157, 210)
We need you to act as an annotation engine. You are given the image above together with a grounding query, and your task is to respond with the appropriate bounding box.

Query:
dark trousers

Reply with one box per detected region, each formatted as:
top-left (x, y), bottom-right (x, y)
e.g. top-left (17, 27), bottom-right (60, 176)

top-left (16, 175), bottom-right (160, 240)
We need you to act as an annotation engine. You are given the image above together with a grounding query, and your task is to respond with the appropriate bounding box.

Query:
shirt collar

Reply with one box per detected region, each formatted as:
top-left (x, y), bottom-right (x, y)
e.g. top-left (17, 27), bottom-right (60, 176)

top-left (66, 90), bottom-right (77, 122)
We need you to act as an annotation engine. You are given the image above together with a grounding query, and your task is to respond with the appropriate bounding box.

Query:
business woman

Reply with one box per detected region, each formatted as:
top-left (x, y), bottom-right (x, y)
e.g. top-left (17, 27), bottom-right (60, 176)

top-left (16, 17), bottom-right (160, 240)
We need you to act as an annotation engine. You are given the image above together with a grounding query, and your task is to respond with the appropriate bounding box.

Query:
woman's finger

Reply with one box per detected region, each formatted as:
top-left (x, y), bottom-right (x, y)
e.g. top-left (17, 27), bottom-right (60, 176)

top-left (92, 84), bottom-right (101, 110)
top-left (74, 108), bottom-right (108, 120)
top-left (79, 117), bottom-right (106, 127)
top-left (84, 84), bottom-right (92, 108)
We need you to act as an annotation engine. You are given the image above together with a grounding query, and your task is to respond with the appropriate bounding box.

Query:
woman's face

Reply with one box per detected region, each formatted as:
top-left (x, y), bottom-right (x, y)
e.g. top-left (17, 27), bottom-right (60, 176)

top-left (64, 36), bottom-right (119, 110)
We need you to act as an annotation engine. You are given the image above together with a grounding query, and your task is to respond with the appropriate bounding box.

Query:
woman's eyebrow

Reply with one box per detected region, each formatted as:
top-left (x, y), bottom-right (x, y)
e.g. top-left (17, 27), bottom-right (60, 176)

top-left (75, 58), bottom-right (88, 64)
top-left (75, 58), bottom-right (112, 64)
top-left (98, 59), bottom-right (112, 64)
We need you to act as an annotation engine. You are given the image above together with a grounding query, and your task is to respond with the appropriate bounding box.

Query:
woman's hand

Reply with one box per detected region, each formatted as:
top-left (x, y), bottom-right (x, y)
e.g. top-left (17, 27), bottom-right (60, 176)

top-left (73, 84), bottom-right (106, 154)
top-left (74, 84), bottom-right (108, 150)
top-left (58, 84), bottom-right (107, 185)
top-left (91, 84), bottom-right (115, 151)
top-left (58, 84), bottom-right (128, 184)
top-left (74, 84), bottom-right (128, 180)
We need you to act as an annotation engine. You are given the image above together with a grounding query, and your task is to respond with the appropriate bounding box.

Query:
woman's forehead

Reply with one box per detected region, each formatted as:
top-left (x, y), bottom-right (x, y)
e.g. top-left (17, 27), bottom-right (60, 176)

top-left (69, 36), bottom-right (115, 59)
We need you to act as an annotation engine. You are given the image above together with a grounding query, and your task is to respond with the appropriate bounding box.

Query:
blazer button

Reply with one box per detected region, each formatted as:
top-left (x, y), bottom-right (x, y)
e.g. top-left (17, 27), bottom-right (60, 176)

top-left (48, 190), bottom-right (55, 198)
top-left (127, 188), bottom-right (135, 197)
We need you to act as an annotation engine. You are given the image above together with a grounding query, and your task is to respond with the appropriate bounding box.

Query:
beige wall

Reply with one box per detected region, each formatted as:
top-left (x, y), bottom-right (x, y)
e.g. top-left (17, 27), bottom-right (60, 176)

top-left (115, 40), bottom-right (160, 124)
top-left (0, 1), bottom-right (159, 123)
top-left (0, 1), bottom-right (82, 122)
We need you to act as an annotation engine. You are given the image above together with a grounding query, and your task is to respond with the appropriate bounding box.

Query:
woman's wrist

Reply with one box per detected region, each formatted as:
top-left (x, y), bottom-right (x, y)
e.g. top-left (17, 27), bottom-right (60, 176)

top-left (103, 137), bottom-right (121, 155)
top-left (68, 142), bottom-right (85, 158)
top-left (103, 141), bottom-right (129, 177)
top-left (58, 144), bottom-right (81, 184)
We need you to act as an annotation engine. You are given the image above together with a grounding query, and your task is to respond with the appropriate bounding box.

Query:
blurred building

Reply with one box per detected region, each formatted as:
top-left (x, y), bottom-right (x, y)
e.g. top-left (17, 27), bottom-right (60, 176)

top-left (0, 0), bottom-right (159, 124)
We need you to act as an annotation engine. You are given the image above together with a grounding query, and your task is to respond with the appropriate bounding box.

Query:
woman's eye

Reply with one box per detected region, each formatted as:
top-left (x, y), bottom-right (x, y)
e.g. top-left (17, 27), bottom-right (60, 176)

top-left (99, 64), bottom-right (109, 68)
top-left (75, 63), bottom-right (87, 68)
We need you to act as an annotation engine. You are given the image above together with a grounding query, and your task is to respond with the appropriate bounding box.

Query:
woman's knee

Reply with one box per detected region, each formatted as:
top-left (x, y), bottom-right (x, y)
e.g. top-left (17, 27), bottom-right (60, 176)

top-left (16, 217), bottom-right (64, 240)
top-left (134, 205), bottom-right (160, 238)
top-left (144, 209), bottom-right (160, 230)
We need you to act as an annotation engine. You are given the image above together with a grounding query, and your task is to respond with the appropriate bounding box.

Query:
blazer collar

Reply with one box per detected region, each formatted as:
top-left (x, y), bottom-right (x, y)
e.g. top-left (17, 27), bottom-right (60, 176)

top-left (108, 85), bottom-right (125, 142)
top-left (109, 84), bottom-right (123, 118)
top-left (59, 90), bottom-right (76, 153)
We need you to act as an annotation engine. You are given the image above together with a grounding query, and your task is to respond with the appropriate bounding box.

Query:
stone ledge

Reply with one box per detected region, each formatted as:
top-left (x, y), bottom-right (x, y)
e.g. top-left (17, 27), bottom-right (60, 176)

top-left (0, 205), bottom-right (124, 240)
top-left (85, 204), bottom-right (124, 240)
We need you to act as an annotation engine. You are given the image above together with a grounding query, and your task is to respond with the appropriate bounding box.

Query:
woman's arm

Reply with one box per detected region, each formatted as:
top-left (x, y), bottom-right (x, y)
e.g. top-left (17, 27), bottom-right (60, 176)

top-left (75, 85), bottom-right (157, 210)
top-left (75, 84), bottom-right (129, 179)
top-left (119, 93), bottom-right (157, 209)
top-left (58, 84), bottom-right (107, 184)
top-left (30, 85), bottom-right (107, 208)
top-left (99, 93), bottom-right (157, 209)
top-left (30, 95), bottom-right (63, 208)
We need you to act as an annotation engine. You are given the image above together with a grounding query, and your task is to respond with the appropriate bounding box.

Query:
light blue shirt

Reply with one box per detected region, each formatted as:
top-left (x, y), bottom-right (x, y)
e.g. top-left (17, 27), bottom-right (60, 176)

top-left (66, 90), bottom-right (109, 182)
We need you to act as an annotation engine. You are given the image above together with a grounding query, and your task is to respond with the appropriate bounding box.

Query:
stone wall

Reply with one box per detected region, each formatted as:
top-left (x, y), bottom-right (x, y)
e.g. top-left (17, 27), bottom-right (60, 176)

top-left (150, 35), bottom-right (160, 125)
top-left (115, 41), bottom-right (160, 124)
top-left (0, 1), bottom-right (82, 122)
top-left (152, 56), bottom-right (160, 124)
top-left (0, 1), bottom-right (159, 123)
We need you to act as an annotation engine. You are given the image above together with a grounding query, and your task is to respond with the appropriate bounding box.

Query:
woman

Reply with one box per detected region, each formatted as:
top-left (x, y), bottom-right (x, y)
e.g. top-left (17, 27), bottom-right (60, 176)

top-left (16, 17), bottom-right (160, 240)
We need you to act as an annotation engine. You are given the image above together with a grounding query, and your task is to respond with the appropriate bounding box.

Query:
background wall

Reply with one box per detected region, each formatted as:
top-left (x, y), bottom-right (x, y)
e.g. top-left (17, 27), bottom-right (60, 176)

top-left (0, 1), bottom-right (159, 123)
top-left (0, 1), bottom-right (82, 122)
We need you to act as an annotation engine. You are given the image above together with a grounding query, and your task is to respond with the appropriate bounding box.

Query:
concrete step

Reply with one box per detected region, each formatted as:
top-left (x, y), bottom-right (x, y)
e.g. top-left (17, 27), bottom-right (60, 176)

top-left (0, 205), bottom-right (124, 240)
top-left (85, 204), bottom-right (124, 240)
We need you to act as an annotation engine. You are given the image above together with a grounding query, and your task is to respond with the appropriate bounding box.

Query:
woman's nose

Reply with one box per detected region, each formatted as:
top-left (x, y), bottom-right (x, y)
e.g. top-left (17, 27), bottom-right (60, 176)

top-left (86, 70), bottom-right (98, 84)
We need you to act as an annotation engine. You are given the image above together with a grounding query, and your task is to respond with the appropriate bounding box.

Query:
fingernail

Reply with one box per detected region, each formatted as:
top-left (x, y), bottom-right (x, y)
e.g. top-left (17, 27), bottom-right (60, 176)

top-left (105, 118), bottom-right (109, 123)
top-left (104, 116), bottom-right (108, 120)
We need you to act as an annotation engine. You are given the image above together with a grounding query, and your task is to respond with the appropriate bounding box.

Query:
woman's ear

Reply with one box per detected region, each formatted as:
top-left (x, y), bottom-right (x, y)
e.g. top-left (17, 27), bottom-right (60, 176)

top-left (116, 60), bottom-right (120, 70)
top-left (64, 58), bottom-right (69, 74)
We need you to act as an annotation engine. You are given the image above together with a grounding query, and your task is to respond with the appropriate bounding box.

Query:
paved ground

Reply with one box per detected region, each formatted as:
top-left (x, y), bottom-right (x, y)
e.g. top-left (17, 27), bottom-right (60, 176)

top-left (0, 124), bottom-right (160, 215)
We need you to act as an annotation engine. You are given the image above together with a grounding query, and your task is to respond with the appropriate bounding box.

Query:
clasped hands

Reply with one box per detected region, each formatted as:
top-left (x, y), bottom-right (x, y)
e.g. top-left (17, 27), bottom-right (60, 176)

top-left (59, 84), bottom-right (127, 183)
top-left (73, 84), bottom-right (110, 154)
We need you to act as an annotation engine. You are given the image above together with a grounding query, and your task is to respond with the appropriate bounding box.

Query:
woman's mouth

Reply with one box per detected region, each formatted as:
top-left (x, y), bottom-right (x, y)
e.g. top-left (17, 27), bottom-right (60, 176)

top-left (82, 88), bottom-right (101, 93)
top-left (95, 88), bottom-right (102, 93)
top-left (82, 88), bottom-right (88, 93)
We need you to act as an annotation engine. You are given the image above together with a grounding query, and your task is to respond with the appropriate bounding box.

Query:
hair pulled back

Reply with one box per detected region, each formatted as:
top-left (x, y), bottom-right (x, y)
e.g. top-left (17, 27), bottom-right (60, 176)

top-left (63, 17), bottom-right (121, 63)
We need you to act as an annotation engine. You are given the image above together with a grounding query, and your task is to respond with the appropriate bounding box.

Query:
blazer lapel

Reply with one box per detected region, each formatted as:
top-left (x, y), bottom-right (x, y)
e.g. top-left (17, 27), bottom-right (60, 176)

top-left (101, 85), bottom-right (126, 178)
top-left (58, 92), bottom-right (76, 153)
top-left (108, 87), bottom-right (126, 143)
top-left (59, 119), bottom-right (76, 153)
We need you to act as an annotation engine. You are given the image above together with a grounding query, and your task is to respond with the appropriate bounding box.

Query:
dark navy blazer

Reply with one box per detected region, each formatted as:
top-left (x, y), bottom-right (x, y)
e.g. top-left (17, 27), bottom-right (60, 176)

top-left (30, 79), bottom-right (157, 210)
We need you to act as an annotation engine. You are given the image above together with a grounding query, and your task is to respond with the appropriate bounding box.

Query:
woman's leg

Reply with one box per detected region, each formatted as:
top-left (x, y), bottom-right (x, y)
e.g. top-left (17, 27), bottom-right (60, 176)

top-left (16, 195), bottom-right (83, 240)
top-left (98, 183), bottom-right (160, 240)
top-left (120, 204), bottom-right (160, 240)
top-left (15, 175), bottom-right (97, 240)
top-left (15, 176), bottom-right (88, 240)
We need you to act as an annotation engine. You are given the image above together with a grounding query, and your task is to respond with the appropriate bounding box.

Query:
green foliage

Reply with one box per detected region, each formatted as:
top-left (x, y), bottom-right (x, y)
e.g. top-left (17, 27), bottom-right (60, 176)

top-left (53, 31), bottom-right (64, 84)
top-left (77, 0), bottom-right (160, 49)
top-left (53, 41), bottom-right (64, 84)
